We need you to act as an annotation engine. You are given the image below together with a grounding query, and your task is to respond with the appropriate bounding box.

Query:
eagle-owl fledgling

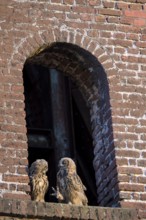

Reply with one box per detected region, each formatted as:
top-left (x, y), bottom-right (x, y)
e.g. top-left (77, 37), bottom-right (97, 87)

top-left (52, 157), bottom-right (88, 206)
top-left (29, 159), bottom-right (49, 202)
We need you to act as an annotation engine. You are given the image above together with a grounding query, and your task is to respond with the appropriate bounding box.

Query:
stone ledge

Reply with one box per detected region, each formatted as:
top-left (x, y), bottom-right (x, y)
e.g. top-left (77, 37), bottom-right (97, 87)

top-left (0, 198), bottom-right (138, 220)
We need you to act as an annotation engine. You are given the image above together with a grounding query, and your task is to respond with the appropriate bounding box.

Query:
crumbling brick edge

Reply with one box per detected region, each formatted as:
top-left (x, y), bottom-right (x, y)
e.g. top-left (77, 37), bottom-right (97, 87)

top-left (0, 198), bottom-right (139, 219)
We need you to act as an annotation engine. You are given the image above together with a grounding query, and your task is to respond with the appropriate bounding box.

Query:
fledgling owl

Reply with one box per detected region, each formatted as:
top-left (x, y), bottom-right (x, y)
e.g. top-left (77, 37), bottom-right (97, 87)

top-left (29, 159), bottom-right (49, 202)
top-left (52, 157), bottom-right (88, 205)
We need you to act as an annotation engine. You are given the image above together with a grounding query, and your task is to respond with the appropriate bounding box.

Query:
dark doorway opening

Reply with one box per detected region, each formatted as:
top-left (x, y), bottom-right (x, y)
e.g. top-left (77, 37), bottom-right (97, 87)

top-left (23, 62), bottom-right (97, 205)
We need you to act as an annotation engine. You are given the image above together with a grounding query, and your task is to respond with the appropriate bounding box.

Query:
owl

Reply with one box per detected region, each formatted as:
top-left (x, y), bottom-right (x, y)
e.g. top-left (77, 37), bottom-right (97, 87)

top-left (29, 159), bottom-right (49, 202)
top-left (52, 157), bottom-right (88, 206)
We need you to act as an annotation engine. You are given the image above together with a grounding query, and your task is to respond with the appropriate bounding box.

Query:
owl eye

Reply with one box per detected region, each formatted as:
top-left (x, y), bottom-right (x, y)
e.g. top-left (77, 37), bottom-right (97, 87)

top-left (62, 159), bottom-right (69, 166)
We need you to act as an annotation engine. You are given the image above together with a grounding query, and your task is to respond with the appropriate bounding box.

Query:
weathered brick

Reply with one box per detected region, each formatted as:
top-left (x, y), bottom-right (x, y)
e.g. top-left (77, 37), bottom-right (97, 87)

top-left (88, 0), bottom-right (101, 6)
top-left (103, 1), bottom-right (115, 8)
top-left (3, 174), bottom-right (29, 183)
top-left (80, 206), bottom-right (90, 219)
top-left (116, 149), bottom-right (140, 158)
top-left (119, 183), bottom-right (144, 192)
top-left (3, 193), bottom-right (30, 200)
top-left (134, 18), bottom-right (146, 26)
top-left (99, 8), bottom-right (121, 16)
top-left (125, 10), bottom-right (146, 18)
top-left (117, 167), bottom-right (142, 175)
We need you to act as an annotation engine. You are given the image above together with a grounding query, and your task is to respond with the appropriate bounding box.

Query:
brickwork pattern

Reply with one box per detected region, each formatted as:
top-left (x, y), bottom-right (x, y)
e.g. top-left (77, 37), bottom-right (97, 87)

top-left (0, 0), bottom-right (146, 219)
top-left (0, 198), bottom-right (139, 220)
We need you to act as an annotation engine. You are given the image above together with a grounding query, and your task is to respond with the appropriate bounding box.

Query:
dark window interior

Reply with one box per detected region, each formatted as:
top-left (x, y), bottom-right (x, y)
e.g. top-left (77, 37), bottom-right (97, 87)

top-left (23, 63), bottom-right (97, 205)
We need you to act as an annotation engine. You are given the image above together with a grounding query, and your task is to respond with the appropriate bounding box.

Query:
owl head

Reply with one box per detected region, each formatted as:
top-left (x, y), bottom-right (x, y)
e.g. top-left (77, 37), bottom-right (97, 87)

top-left (29, 159), bottom-right (48, 177)
top-left (58, 157), bottom-right (76, 172)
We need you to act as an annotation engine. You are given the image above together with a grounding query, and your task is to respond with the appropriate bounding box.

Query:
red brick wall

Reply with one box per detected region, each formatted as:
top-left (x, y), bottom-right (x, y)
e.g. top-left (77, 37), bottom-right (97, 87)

top-left (0, 0), bottom-right (146, 219)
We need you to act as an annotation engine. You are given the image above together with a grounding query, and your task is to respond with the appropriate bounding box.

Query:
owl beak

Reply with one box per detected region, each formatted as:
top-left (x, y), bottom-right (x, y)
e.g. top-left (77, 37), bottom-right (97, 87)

top-left (58, 163), bottom-right (63, 168)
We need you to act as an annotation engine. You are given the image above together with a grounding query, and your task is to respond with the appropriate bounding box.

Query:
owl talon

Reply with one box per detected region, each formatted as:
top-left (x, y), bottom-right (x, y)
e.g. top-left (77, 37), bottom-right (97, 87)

top-left (51, 187), bottom-right (57, 197)
top-left (51, 187), bottom-right (64, 201)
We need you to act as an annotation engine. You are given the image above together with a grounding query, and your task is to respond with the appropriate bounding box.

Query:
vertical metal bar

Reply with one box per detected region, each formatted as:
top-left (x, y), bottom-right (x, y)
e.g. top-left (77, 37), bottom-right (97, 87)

top-left (49, 69), bottom-right (74, 168)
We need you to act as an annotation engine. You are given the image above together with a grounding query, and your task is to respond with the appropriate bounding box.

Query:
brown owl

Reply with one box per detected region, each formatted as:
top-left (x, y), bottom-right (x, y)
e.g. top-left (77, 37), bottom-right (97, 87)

top-left (29, 159), bottom-right (49, 202)
top-left (52, 157), bottom-right (88, 205)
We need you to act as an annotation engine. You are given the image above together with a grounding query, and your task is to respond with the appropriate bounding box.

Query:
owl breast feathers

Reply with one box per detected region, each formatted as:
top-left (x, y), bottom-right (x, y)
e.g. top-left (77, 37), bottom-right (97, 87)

top-left (29, 159), bottom-right (49, 202)
top-left (54, 157), bottom-right (88, 206)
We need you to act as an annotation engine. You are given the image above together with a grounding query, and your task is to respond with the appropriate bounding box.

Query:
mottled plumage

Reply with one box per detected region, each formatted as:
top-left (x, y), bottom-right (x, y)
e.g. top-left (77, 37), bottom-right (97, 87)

top-left (52, 157), bottom-right (88, 205)
top-left (29, 159), bottom-right (48, 202)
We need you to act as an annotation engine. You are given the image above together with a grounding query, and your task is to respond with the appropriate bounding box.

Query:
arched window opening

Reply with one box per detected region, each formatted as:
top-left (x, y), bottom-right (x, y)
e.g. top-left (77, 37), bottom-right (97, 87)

top-left (23, 61), bottom-right (97, 205)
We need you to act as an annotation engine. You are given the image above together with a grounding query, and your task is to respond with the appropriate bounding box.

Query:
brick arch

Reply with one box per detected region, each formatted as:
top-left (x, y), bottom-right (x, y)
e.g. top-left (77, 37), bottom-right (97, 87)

top-left (9, 28), bottom-right (117, 83)
top-left (10, 30), bottom-right (119, 206)
top-left (10, 29), bottom-right (118, 101)
top-left (26, 42), bottom-right (101, 104)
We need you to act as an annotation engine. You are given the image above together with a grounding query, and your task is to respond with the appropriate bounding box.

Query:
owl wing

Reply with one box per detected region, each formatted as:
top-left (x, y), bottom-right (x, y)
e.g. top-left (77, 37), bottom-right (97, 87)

top-left (55, 170), bottom-right (66, 201)
top-left (68, 172), bottom-right (86, 192)
top-left (29, 163), bottom-right (39, 177)
top-left (57, 170), bottom-right (66, 191)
